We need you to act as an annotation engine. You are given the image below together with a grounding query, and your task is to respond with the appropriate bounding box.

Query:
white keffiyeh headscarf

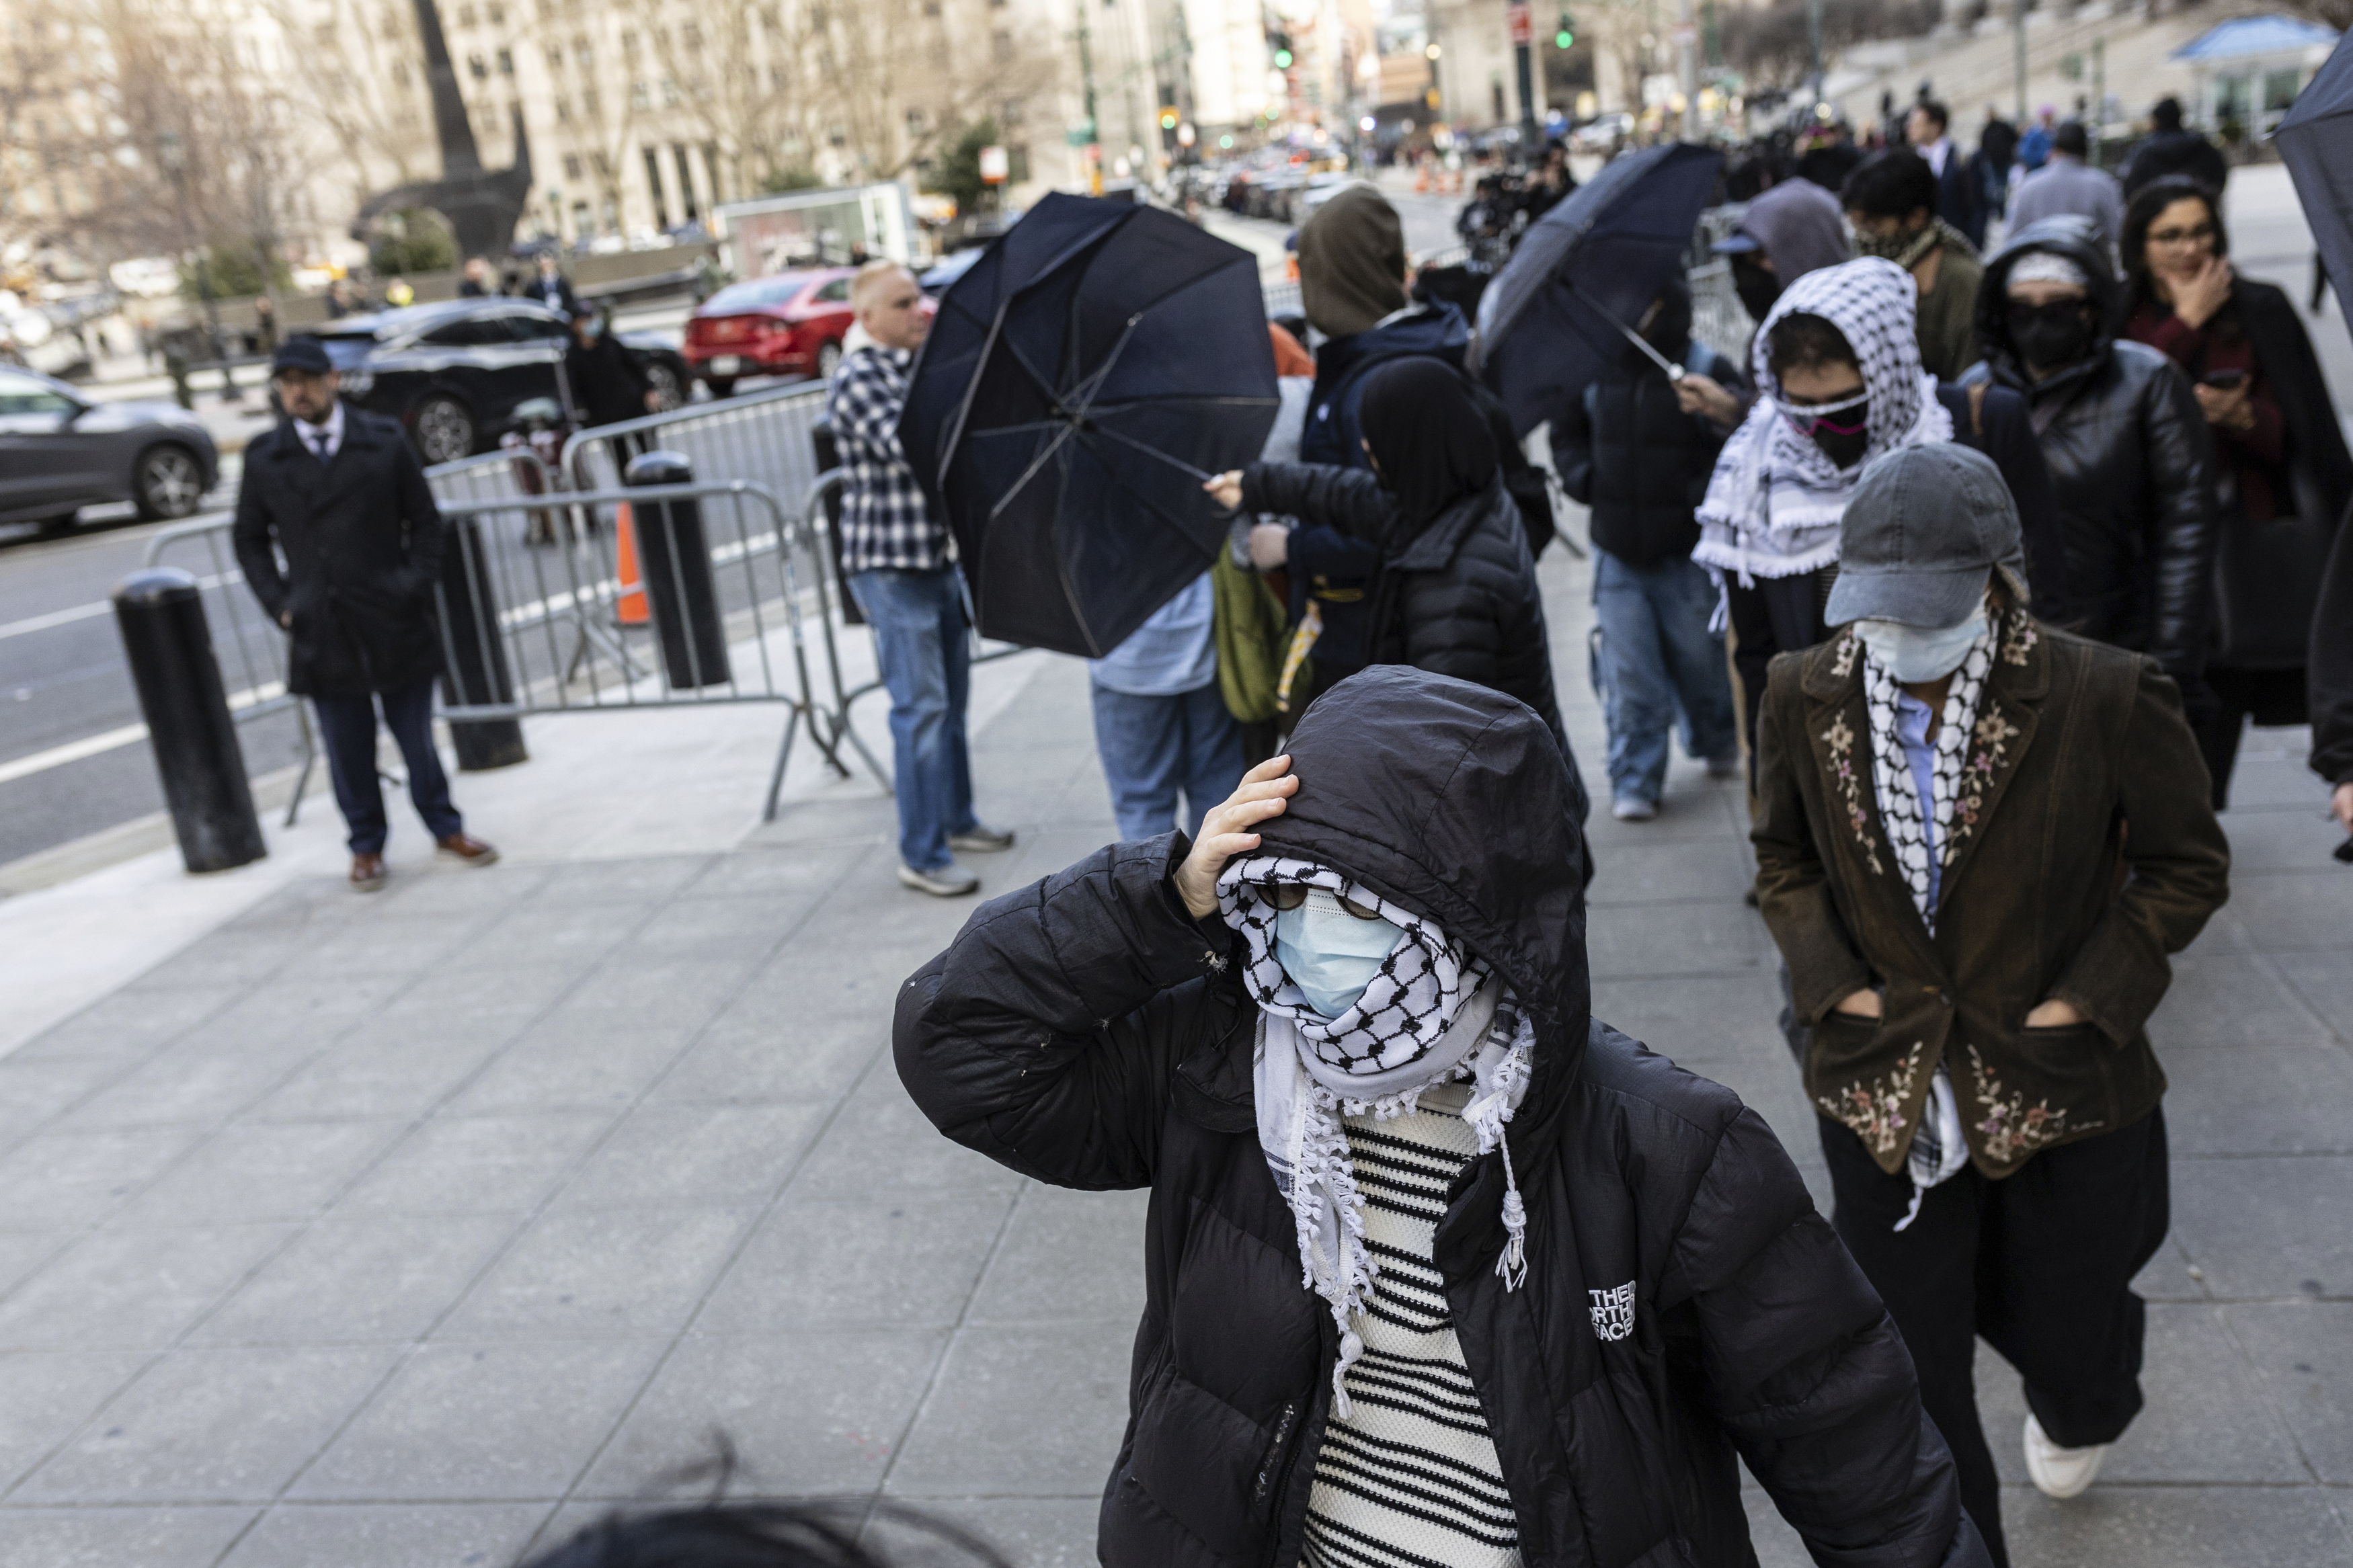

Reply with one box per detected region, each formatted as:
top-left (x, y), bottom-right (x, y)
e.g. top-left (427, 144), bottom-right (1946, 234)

top-left (1855, 616), bottom-right (2001, 1227)
top-left (1694, 259), bottom-right (1954, 585)
top-left (1218, 856), bottom-right (1536, 1419)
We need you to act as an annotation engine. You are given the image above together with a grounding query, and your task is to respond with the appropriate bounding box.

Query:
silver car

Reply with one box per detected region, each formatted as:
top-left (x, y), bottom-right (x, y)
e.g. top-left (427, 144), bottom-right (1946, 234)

top-left (0, 366), bottom-right (218, 534)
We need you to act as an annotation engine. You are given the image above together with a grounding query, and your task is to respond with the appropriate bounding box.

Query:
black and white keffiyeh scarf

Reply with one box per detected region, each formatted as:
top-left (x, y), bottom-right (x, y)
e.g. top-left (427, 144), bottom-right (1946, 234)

top-left (1860, 624), bottom-right (1993, 930)
top-left (1858, 618), bottom-right (1998, 1225)
top-left (1694, 259), bottom-right (1954, 585)
top-left (1218, 856), bottom-right (1536, 1418)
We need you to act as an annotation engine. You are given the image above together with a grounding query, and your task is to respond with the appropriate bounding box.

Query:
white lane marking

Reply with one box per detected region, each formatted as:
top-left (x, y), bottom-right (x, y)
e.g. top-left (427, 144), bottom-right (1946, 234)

top-left (0, 680), bottom-right (287, 785)
top-left (0, 571), bottom-right (243, 643)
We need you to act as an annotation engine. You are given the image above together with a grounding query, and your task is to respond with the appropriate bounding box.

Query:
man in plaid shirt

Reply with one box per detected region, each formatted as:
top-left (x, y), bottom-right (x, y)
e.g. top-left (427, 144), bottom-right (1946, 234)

top-left (828, 260), bottom-right (1014, 895)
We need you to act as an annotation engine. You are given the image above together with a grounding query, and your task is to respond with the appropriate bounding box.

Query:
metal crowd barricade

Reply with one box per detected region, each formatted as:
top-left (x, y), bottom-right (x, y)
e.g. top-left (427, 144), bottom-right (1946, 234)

top-left (561, 382), bottom-right (832, 509)
top-left (142, 511), bottom-right (319, 825)
top-left (797, 469), bottom-right (1031, 776)
top-left (430, 478), bottom-right (887, 819)
top-left (1690, 204), bottom-right (1755, 368)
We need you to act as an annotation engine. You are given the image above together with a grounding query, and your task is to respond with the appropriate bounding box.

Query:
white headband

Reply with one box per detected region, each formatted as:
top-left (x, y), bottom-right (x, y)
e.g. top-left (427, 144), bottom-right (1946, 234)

top-left (2008, 252), bottom-right (2089, 290)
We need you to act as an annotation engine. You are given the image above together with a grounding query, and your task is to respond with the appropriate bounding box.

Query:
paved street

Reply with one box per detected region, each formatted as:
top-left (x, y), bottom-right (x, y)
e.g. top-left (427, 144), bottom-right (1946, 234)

top-left (0, 511), bottom-right (2347, 1566)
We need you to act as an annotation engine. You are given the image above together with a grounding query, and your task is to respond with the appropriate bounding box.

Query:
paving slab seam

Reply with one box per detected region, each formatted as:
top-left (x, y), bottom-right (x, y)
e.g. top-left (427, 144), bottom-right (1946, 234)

top-left (0, 899), bottom-right (549, 1506)
top-left (857, 1180), bottom-right (1033, 1540)
top-left (234, 842), bottom-right (882, 1567)
top-left (510, 858), bottom-right (941, 1560)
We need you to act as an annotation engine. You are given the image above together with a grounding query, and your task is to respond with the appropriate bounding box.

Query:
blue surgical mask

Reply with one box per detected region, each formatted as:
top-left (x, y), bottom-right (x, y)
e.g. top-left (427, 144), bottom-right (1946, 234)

top-left (1855, 608), bottom-right (1988, 683)
top-left (1274, 890), bottom-right (1404, 1018)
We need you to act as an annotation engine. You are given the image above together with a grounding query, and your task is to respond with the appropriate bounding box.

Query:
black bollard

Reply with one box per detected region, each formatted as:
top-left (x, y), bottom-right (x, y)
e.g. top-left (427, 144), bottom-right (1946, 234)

top-left (623, 449), bottom-right (731, 690)
top-left (436, 515), bottom-right (529, 770)
top-left (114, 569), bottom-right (267, 873)
top-left (810, 419), bottom-right (863, 626)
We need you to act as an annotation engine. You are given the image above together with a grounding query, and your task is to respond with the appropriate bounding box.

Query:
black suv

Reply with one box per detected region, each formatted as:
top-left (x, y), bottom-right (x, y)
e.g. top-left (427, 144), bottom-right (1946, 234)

top-left (310, 298), bottom-right (689, 464)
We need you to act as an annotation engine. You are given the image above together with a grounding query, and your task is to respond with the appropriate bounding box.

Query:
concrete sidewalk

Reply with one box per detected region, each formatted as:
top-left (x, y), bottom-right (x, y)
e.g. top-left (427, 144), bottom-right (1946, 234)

top-left (0, 538), bottom-right (2347, 1568)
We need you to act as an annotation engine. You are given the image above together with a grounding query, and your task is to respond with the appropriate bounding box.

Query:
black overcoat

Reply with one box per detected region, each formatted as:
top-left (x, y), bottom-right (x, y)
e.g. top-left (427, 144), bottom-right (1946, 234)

top-left (232, 408), bottom-right (447, 698)
top-left (895, 668), bottom-right (1991, 1568)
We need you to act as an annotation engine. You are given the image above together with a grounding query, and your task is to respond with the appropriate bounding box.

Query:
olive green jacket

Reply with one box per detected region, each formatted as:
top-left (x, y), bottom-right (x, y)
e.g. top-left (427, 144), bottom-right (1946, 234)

top-left (1915, 227), bottom-right (1983, 383)
top-left (1751, 614), bottom-right (2230, 1178)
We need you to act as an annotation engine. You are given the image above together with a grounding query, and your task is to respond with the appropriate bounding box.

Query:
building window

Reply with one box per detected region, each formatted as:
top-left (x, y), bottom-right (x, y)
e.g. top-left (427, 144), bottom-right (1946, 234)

top-left (564, 153), bottom-right (583, 179)
top-left (620, 28), bottom-right (638, 55)
top-left (990, 28), bottom-right (1011, 60)
top-left (759, 6), bottom-right (780, 31)
top-left (555, 95), bottom-right (571, 122)
top-left (456, 3), bottom-right (477, 25)
top-left (681, 22), bottom-right (701, 49)
top-left (547, 44), bottom-right (563, 69)
top-left (581, 87), bottom-right (599, 116)
top-left (486, 1), bottom-right (504, 22)
top-left (643, 145), bottom-right (669, 226)
top-left (467, 51), bottom-right (487, 79)
top-left (573, 38), bottom-right (592, 67)
top-left (660, 77), bottom-right (679, 106)
top-left (495, 47), bottom-right (513, 73)
top-left (630, 79), bottom-right (651, 109)
top-left (999, 96), bottom-right (1024, 128)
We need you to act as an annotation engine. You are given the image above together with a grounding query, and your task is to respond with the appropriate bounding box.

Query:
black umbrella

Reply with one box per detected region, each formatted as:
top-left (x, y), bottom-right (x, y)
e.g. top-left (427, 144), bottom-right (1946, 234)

top-left (2276, 33), bottom-right (2353, 335)
top-left (1468, 143), bottom-right (1724, 436)
top-left (900, 194), bottom-right (1279, 658)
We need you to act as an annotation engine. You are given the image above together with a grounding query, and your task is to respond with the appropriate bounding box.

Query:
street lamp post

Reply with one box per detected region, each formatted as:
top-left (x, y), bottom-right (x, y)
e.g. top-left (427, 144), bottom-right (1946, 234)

top-left (1509, 0), bottom-right (1540, 159)
top-left (2013, 0), bottom-right (2028, 124)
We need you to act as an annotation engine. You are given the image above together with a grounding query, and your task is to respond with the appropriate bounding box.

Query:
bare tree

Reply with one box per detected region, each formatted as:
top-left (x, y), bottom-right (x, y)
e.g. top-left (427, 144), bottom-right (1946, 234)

top-left (257, 0), bottom-right (434, 197)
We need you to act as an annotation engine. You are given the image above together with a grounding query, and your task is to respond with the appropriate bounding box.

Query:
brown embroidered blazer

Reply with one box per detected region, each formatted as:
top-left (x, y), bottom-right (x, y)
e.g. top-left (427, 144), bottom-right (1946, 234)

top-left (1751, 614), bottom-right (2231, 1178)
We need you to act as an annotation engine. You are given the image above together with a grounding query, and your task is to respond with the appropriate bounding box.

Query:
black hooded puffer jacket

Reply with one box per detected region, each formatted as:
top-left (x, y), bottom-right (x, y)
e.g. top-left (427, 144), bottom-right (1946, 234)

top-left (1960, 216), bottom-right (2219, 684)
top-left (1237, 463), bottom-right (1580, 818)
top-left (895, 668), bottom-right (1992, 1568)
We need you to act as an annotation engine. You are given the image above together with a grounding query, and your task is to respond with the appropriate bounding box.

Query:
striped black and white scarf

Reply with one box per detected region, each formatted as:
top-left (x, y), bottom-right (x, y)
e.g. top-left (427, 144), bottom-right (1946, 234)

top-left (1219, 857), bottom-right (1535, 1418)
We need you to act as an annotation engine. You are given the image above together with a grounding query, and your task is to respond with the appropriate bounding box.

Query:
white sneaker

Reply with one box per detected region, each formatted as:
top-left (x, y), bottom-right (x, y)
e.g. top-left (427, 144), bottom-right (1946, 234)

top-left (2023, 1413), bottom-right (2107, 1499)
top-left (1611, 794), bottom-right (1658, 821)
top-left (898, 862), bottom-right (980, 897)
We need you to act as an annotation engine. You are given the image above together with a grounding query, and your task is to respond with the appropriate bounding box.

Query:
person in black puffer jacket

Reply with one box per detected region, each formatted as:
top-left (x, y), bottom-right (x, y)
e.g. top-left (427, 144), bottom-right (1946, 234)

top-left (1211, 358), bottom-right (1586, 823)
top-left (1554, 276), bottom-right (1744, 817)
top-left (1959, 216), bottom-right (2219, 701)
top-left (895, 666), bottom-right (1995, 1568)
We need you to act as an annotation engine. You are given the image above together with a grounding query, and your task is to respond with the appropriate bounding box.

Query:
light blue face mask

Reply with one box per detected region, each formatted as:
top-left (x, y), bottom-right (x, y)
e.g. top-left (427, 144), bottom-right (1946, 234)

top-left (1274, 889), bottom-right (1406, 1018)
top-left (1855, 608), bottom-right (1987, 684)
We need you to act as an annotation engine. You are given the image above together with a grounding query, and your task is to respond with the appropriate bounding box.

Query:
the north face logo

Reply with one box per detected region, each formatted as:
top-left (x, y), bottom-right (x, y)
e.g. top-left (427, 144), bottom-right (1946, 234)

top-left (1589, 1281), bottom-right (1636, 1342)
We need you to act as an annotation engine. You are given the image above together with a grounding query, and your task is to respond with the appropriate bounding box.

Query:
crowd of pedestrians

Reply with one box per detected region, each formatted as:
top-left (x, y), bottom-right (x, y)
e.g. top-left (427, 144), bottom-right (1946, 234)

top-left (210, 96), bottom-right (2353, 1566)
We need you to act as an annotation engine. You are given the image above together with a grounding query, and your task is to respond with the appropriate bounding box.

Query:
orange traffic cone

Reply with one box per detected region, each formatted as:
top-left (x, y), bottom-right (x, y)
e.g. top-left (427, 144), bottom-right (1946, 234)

top-left (614, 502), bottom-right (649, 626)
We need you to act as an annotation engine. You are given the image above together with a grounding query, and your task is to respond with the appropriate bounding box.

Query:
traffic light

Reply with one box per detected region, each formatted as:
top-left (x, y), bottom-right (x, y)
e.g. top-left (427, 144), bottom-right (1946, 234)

top-left (1269, 28), bottom-right (1293, 69)
top-left (1555, 9), bottom-right (1574, 46)
top-left (1160, 106), bottom-right (1180, 130)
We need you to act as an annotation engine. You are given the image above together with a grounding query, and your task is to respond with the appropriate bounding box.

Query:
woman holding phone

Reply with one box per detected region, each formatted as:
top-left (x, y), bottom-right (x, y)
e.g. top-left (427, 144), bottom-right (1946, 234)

top-left (2120, 175), bottom-right (2353, 807)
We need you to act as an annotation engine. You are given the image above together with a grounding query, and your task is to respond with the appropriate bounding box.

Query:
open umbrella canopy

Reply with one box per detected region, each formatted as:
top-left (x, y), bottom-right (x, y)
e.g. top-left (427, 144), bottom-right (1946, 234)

top-left (1469, 143), bottom-right (1724, 436)
top-left (2277, 33), bottom-right (2353, 338)
top-left (900, 194), bottom-right (1279, 657)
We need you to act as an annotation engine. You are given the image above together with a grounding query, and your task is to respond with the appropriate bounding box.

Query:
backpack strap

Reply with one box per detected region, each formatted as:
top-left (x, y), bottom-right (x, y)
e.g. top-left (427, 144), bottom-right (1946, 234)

top-left (1967, 380), bottom-right (1987, 438)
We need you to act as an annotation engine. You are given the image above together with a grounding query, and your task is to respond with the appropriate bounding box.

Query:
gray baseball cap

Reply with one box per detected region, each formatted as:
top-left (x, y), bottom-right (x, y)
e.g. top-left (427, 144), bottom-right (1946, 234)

top-left (1823, 443), bottom-right (2031, 628)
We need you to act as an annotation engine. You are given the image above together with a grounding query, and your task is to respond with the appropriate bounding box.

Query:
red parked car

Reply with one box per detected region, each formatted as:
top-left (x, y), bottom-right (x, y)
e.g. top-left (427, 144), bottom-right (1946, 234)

top-left (684, 267), bottom-right (856, 396)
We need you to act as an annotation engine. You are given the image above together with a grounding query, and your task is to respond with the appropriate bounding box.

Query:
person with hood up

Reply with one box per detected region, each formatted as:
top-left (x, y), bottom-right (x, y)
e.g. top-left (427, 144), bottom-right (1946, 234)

top-left (895, 665), bottom-right (1996, 1568)
top-left (1751, 443), bottom-right (2229, 1568)
top-left (1553, 275), bottom-right (1745, 819)
top-left (1694, 258), bottom-right (2070, 757)
top-left (1960, 215), bottom-right (2219, 706)
top-left (1689, 177), bottom-right (1851, 428)
top-left (1248, 184), bottom-right (1464, 708)
top-left (1204, 360), bottom-right (1586, 821)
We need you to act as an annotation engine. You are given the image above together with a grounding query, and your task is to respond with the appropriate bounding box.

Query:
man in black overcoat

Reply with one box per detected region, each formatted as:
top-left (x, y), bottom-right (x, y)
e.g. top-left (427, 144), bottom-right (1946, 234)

top-left (233, 338), bottom-right (500, 891)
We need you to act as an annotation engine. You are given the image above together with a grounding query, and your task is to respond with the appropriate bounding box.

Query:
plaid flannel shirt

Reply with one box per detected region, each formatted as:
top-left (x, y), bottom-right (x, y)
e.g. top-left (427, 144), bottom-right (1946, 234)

top-left (826, 345), bottom-right (950, 574)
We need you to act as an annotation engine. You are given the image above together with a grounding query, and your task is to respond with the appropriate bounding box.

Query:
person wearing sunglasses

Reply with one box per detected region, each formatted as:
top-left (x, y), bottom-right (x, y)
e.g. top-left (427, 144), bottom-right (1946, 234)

top-left (2116, 175), bottom-right (2353, 809)
top-left (898, 665), bottom-right (1995, 1568)
top-left (1961, 214), bottom-right (2221, 746)
top-left (1695, 259), bottom-right (2069, 768)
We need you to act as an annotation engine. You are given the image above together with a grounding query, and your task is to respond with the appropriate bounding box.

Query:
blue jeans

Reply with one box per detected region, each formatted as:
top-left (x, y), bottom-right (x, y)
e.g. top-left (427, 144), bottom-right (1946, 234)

top-left (313, 680), bottom-right (465, 856)
top-left (1090, 679), bottom-right (1245, 842)
top-left (1590, 549), bottom-right (1737, 805)
top-left (848, 567), bottom-right (976, 872)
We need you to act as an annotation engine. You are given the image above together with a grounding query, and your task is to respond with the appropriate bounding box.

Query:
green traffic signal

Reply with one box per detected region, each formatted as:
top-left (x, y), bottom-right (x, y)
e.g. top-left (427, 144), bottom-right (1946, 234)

top-left (1556, 9), bottom-right (1573, 45)
top-left (1273, 47), bottom-right (1293, 67)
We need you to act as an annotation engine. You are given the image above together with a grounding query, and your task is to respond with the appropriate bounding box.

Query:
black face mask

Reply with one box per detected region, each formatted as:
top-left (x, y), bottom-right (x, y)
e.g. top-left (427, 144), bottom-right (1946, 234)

top-left (2007, 298), bottom-right (2093, 371)
top-left (1733, 256), bottom-right (1782, 323)
top-left (1814, 419), bottom-right (1871, 470)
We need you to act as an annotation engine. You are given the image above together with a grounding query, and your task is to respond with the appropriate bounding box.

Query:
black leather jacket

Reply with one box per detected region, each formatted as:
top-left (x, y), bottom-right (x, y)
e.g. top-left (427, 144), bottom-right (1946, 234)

top-left (1961, 216), bottom-right (2219, 686)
